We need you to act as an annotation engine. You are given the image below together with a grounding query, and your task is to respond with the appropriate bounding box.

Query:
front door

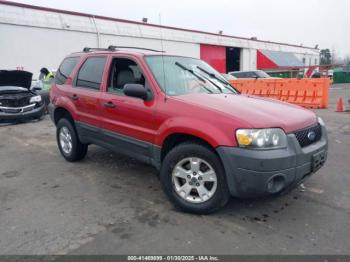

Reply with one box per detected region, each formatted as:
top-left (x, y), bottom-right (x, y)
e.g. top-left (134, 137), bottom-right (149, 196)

top-left (100, 56), bottom-right (158, 160)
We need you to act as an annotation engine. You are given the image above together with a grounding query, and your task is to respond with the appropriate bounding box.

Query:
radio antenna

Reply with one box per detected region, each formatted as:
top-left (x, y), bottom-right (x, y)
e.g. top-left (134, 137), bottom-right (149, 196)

top-left (158, 13), bottom-right (167, 101)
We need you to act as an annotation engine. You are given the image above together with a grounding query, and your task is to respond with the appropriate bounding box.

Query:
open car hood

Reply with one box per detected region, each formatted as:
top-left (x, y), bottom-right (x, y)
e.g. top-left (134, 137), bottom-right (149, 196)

top-left (0, 70), bottom-right (33, 90)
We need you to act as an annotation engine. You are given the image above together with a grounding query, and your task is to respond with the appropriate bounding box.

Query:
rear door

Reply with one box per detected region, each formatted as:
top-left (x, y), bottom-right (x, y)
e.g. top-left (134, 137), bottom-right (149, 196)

top-left (99, 55), bottom-right (157, 160)
top-left (71, 55), bottom-right (107, 135)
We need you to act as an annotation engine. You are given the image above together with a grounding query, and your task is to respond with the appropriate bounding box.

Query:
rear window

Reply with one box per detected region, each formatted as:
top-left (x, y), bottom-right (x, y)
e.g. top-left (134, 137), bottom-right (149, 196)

top-left (55, 57), bottom-right (80, 85)
top-left (75, 56), bottom-right (106, 90)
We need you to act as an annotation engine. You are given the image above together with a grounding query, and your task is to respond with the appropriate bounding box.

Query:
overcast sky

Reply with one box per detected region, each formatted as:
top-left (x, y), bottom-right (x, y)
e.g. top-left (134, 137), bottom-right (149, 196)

top-left (14, 0), bottom-right (350, 57)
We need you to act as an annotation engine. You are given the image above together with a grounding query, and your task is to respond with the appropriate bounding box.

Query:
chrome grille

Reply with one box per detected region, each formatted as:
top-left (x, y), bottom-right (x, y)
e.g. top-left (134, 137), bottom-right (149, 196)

top-left (0, 104), bottom-right (36, 114)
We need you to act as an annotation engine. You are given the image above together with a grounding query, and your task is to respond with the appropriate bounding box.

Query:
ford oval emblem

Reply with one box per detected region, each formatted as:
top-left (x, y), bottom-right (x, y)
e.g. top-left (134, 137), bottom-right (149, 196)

top-left (307, 131), bottom-right (316, 141)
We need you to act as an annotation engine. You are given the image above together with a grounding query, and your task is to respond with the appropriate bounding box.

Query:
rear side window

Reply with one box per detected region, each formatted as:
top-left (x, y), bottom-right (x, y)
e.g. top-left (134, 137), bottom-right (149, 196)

top-left (55, 57), bottom-right (80, 85)
top-left (75, 56), bottom-right (106, 90)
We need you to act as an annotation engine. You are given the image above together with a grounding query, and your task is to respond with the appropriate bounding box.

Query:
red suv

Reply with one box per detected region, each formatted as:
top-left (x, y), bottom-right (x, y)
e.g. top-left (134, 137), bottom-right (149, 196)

top-left (49, 46), bottom-right (328, 214)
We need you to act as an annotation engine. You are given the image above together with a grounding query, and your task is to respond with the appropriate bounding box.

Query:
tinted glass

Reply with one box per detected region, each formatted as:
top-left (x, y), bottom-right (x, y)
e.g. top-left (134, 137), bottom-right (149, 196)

top-left (55, 57), bottom-right (80, 85)
top-left (76, 57), bottom-right (106, 90)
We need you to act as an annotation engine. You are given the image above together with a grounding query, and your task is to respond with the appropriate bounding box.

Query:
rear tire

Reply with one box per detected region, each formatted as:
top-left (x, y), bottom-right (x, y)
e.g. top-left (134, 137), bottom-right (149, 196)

top-left (56, 118), bottom-right (88, 162)
top-left (160, 142), bottom-right (230, 214)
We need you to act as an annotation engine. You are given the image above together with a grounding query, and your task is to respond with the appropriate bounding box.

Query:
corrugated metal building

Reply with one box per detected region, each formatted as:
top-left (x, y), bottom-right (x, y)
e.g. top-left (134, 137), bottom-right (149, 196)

top-left (0, 1), bottom-right (320, 78)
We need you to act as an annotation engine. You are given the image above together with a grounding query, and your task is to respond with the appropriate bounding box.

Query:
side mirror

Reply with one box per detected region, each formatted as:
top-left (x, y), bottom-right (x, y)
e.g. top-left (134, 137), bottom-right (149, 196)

top-left (123, 84), bottom-right (148, 100)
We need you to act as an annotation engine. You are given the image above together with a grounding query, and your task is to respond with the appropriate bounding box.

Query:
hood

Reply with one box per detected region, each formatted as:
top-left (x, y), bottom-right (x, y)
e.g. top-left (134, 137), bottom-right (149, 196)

top-left (174, 93), bottom-right (317, 133)
top-left (0, 70), bottom-right (33, 90)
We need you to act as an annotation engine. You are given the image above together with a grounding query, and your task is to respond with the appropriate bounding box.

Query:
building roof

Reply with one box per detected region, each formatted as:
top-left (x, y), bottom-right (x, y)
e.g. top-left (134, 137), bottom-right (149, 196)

top-left (260, 50), bottom-right (304, 67)
top-left (0, 0), bottom-right (318, 50)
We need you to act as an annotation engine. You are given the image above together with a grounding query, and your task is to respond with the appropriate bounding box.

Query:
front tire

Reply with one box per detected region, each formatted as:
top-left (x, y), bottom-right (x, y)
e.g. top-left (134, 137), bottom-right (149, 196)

top-left (36, 109), bottom-right (45, 121)
top-left (56, 118), bottom-right (88, 162)
top-left (160, 142), bottom-right (230, 214)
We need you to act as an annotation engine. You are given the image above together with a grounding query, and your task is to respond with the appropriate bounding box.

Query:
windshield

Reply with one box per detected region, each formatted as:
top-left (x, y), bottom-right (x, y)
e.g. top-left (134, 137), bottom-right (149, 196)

top-left (145, 56), bottom-right (238, 96)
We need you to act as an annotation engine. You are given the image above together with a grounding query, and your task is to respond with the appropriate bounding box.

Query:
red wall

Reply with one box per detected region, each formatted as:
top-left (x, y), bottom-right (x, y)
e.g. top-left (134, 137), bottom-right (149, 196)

top-left (256, 50), bottom-right (278, 70)
top-left (200, 44), bottom-right (226, 73)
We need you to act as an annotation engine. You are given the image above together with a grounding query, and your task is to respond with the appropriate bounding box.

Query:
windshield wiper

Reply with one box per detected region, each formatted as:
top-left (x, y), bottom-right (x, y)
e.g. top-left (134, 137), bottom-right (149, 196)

top-left (196, 66), bottom-right (240, 94)
top-left (175, 62), bottom-right (206, 83)
top-left (175, 62), bottom-right (213, 94)
top-left (196, 66), bottom-right (230, 86)
top-left (195, 70), bottom-right (223, 93)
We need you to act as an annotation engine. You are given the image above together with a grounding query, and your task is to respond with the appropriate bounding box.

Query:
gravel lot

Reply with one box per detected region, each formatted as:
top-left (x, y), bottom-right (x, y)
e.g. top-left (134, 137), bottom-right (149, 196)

top-left (0, 84), bottom-right (349, 255)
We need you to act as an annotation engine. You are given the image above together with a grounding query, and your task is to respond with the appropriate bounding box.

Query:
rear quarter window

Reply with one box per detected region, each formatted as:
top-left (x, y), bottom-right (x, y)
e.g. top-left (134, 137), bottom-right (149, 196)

top-left (55, 57), bottom-right (80, 85)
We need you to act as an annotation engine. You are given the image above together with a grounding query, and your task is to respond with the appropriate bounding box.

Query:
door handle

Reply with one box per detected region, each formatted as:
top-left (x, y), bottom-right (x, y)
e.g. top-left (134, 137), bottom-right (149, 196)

top-left (103, 101), bottom-right (116, 108)
top-left (69, 94), bottom-right (79, 101)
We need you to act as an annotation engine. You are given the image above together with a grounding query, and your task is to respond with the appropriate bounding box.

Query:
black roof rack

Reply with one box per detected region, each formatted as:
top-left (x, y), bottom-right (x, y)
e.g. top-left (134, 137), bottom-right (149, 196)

top-left (82, 47), bottom-right (114, 52)
top-left (83, 47), bottom-right (108, 52)
top-left (108, 45), bottom-right (164, 52)
top-left (82, 46), bottom-right (164, 53)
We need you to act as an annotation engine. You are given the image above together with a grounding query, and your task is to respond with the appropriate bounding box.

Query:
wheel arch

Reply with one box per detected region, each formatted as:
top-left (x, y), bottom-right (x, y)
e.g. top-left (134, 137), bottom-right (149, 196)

top-left (53, 107), bottom-right (74, 126)
top-left (160, 132), bottom-right (217, 162)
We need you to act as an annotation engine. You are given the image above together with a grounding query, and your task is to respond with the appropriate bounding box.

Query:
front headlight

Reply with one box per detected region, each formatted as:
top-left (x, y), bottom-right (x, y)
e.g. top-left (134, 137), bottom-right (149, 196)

top-left (30, 95), bottom-right (42, 103)
top-left (236, 128), bottom-right (287, 149)
top-left (318, 117), bottom-right (325, 126)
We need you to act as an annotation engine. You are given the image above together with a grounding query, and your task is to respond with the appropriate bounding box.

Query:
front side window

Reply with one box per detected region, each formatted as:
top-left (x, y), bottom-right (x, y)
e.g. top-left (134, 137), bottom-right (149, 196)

top-left (145, 56), bottom-right (238, 96)
top-left (55, 57), bottom-right (80, 85)
top-left (107, 58), bottom-right (152, 98)
top-left (75, 56), bottom-right (106, 90)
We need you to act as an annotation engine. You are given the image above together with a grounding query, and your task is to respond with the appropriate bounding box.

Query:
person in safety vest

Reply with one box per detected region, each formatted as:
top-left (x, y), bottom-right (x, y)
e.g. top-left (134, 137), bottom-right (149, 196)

top-left (34, 68), bottom-right (54, 110)
top-left (39, 67), bottom-right (54, 81)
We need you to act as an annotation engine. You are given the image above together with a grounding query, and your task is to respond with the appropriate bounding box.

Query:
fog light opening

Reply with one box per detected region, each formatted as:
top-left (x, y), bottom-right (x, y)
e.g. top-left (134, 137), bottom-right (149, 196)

top-left (267, 175), bottom-right (285, 193)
